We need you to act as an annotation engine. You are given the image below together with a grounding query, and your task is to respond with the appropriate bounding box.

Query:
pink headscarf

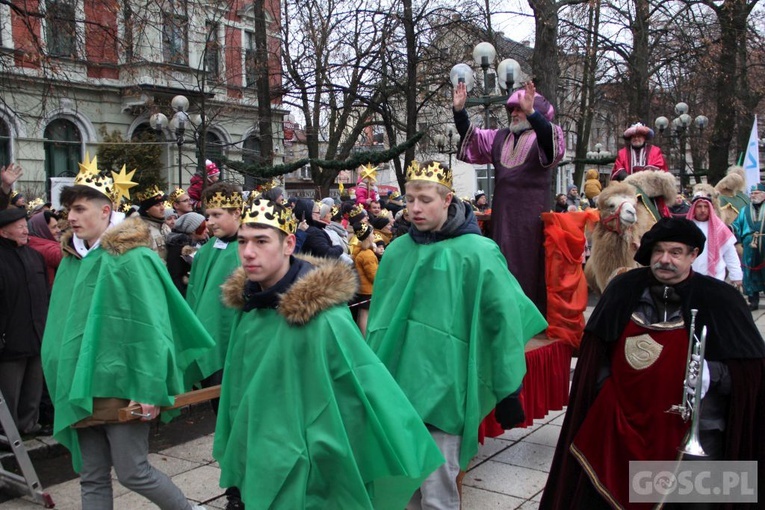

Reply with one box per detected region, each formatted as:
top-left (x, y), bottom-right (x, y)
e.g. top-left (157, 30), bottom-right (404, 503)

top-left (686, 198), bottom-right (732, 273)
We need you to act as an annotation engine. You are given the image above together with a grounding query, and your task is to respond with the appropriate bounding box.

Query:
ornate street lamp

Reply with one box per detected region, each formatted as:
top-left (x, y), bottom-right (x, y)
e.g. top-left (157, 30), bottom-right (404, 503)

top-left (654, 103), bottom-right (707, 190)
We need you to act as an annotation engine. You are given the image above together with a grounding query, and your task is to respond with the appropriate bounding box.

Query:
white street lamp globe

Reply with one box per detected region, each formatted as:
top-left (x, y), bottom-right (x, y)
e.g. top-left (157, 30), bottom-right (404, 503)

top-left (171, 95), bottom-right (190, 113)
top-left (655, 116), bottom-right (669, 133)
top-left (150, 113), bottom-right (168, 131)
top-left (472, 42), bottom-right (496, 68)
top-left (497, 58), bottom-right (520, 90)
top-left (674, 102), bottom-right (689, 115)
top-left (695, 115), bottom-right (709, 130)
top-left (450, 64), bottom-right (475, 91)
top-left (679, 113), bottom-right (692, 127)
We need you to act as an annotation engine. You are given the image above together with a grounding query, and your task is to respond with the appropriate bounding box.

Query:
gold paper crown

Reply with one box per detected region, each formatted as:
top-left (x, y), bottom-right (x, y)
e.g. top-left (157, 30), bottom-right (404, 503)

top-left (10, 190), bottom-right (18, 199)
top-left (406, 160), bottom-right (452, 188)
top-left (348, 203), bottom-right (365, 219)
top-left (373, 231), bottom-right (384, 243)
top-left (169, 188), bottom-right (186, 203)
top-left (331, 205), bottom-right (340, 218)
top-left (135, 185), bottom-right (166, 203)
top-left (377, 208), bottom-right (392, 219)
top-left (26, 198), bottom-right (45, 211)
top-left (241, 198), bottom-right (297, 234)
top-left (205, 190), bottom-right (244, 210)
top-left (74, 153), bottom-right (120, 203)
top-left (118, 201), bottom-right (134, 214)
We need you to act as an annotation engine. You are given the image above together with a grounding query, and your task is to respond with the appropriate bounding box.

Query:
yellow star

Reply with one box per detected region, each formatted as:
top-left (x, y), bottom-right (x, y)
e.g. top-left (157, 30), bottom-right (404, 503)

top-left (359, 163), bottom-right (377, 182)
top-left (338, 182), bottom-right (345, 194)
top-left (77, 152), bottom-right (100, 177)
top-left (111, 164), bottom-right (138, 203)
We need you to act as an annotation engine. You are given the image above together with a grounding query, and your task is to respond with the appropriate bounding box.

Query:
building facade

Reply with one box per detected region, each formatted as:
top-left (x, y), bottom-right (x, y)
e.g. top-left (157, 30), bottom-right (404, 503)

top-left (0, 0), bottom-right (287, 202)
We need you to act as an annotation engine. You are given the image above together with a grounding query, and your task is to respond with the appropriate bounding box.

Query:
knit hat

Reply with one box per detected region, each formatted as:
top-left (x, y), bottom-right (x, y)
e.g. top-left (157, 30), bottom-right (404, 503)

top-left (205, 159), bottom-right (220, 177)
top-left (263, 187), bottom-right (284, 203)
top-left (370, 215), bottom-right (390, 230)
top-left (354, 222), bottom-right (372, 241)
top-left (634, 217), bottom-right (705, 266)
top-left (474, 190), bottom-right (486, 201)
top-left (164, 208), bottom-right (179, 220)
top-left (752, 183), bottom-right (765, 192)
top-left (174, 212), bottom-right (207, 235)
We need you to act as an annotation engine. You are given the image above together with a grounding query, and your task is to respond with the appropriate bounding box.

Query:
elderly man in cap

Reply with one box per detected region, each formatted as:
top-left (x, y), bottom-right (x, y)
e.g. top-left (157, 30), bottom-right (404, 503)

top-left (454, 81), bottom-right (565, 315)
top-left (541, 217), bottom-right (765, 510)
top-left (610, 122), bottom-right (668, 181)
top-left (0, 206), bottom-right (48, 437)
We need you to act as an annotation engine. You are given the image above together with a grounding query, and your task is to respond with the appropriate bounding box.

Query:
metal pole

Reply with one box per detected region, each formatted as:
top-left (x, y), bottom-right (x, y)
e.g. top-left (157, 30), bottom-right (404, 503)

top-left (483, 66), bottom-right (493, 206)
top-left (177, 138), bottom-right (183, 189)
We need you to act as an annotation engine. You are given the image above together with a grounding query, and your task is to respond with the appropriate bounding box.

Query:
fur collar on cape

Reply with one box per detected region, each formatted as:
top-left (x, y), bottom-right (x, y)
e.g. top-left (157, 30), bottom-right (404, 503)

top-left (61, 218), bottom-right (152, 258)
top-left (221, 254), bottom-right (358, 326)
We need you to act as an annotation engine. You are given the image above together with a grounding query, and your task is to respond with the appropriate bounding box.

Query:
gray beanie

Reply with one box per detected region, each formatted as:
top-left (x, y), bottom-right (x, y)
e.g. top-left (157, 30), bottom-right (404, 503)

top-left (164, 208), bottom-right (179, 220)
top-left (320, 197), bottom-right (335, 207)
top-left (174, 212), bottom-right (206, 234)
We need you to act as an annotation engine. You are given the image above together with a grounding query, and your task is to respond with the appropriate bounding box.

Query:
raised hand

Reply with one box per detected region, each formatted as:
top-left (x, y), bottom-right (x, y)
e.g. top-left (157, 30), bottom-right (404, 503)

top-left (453, 82), bottom-right (467, 111)
top-left (1, 163), bottom-right (23, 192)
top-left (519, 81), bottom-right (536, 116)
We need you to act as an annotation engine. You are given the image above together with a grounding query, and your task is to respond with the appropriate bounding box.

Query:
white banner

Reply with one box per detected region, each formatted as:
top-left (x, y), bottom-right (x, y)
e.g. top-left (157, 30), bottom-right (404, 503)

top-left (744, 115), bottom-right (760, 192)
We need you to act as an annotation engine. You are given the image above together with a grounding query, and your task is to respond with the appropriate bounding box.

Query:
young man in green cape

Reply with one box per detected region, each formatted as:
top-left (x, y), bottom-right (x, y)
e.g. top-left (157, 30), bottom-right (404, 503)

top-left (41, 154), bottom-right (213, 510)
top-left (366, 160), bottom-right (548, 509)
top-left (213, 197), bottom-right (444, 509)
top-left (185, 182), bottom-right (244, 508)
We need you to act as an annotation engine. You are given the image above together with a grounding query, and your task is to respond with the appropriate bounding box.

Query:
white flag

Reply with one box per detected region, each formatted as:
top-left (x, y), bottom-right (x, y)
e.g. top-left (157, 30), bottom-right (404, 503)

top-left (744, 115), bottom-right (760, 192)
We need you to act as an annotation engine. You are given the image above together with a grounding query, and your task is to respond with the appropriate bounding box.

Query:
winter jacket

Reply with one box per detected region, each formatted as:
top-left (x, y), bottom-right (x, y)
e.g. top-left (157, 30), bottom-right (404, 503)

top-left (355, 248), bottom-right (378, 295)
top-left (583, 169), bottom-right (602, 200)
top-left (0, 238), bottom-right (48, 359)
top-left (27, 235), bottom-right (62, 287)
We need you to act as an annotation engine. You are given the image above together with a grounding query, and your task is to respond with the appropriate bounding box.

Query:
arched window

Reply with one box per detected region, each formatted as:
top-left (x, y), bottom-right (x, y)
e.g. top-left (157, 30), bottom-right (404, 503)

top-left (44, 119), bottom-right (81, 182)
top-left (0, 120), bottom-right (10, 167)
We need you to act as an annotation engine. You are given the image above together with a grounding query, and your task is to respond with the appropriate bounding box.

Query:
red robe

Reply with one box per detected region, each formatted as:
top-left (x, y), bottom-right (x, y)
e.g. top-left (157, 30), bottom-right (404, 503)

top-left (611, 145), bottom-right (668, 180)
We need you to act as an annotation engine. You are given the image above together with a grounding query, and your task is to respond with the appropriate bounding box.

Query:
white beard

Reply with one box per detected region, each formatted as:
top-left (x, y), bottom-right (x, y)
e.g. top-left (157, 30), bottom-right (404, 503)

top-left (509, 120), bottom-right (532, 134)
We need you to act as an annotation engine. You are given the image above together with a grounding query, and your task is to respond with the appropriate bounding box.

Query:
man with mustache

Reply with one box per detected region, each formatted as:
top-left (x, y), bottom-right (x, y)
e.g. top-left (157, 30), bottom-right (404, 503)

top-left (732, 183), bottom-right (765, 310)
top-left (453, 81), bottom-right (565, 315)
top-left (541, 217), bottom-right (765, 509)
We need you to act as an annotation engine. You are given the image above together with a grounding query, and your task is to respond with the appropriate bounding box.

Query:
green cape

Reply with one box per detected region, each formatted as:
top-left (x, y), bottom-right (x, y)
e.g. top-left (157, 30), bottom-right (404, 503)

top-left (42, 221), bottom-right (215, 471)
top-left (214, 264), bottom-right (444, 509)
top-left (185, 237), bottom-right (240, 375)
top-left (366, 233), bottom-right (547, 469)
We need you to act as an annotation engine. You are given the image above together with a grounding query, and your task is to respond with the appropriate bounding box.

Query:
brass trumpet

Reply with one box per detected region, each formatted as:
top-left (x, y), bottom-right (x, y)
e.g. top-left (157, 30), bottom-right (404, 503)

top-left (666, 308), bottom-right (708, 457)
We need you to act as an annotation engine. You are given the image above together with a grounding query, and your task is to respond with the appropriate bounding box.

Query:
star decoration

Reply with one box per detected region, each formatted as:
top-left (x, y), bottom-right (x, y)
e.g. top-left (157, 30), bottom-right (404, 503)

top-left (111, 164), bottom-right (138, 203)
top-left (338, 182), bottom-right (345, 194)
top-left (78, 152), bottom-right (100, 178)
top-left (359, 163), bottom-right (377, 182)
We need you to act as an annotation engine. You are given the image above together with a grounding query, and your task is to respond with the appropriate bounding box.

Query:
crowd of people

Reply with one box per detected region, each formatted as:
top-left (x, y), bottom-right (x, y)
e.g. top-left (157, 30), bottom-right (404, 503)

top-left (0, 77), bottom-right (763, 510)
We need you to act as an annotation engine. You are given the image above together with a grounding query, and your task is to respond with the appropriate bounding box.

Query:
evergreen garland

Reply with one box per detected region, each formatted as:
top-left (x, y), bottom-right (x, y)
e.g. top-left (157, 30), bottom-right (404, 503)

top-left (225, 132), bottom-right (424, 179)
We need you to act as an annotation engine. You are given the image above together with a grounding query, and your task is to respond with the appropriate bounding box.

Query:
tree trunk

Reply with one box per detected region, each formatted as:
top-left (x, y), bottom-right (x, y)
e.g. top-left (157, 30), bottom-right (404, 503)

top-left (628, 0), bottom-right (650, 121)
top-left (253, 0), bottom-right (275, 168)
top-left (528, 0), bottom-right (560, 102)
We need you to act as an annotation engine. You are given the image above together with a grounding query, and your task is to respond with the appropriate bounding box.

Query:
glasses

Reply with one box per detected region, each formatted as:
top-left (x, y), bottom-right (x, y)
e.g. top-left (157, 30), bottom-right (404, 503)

top-left (176, 198), bottom-right (191, 203)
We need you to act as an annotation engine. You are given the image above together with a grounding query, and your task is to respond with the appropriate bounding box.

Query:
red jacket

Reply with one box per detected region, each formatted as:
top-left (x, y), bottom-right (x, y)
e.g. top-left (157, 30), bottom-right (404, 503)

top-left (27, 235), bottom-right (62, 287)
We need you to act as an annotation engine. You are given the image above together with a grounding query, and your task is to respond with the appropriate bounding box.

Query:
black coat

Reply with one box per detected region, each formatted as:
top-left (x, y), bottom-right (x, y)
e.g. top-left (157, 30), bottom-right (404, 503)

top-left (0, 237), bottom-right (49, 360)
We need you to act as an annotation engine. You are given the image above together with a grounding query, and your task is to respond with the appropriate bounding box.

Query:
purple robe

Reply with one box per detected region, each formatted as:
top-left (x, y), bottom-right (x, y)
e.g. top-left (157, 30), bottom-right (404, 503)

top-left (458, 124), bottom-right (565, 315)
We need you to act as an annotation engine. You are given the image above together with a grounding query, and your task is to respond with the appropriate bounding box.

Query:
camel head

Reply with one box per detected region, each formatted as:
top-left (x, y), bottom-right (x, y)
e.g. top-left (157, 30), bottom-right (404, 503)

top-left (597, 182), bottom-right (638, 233)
